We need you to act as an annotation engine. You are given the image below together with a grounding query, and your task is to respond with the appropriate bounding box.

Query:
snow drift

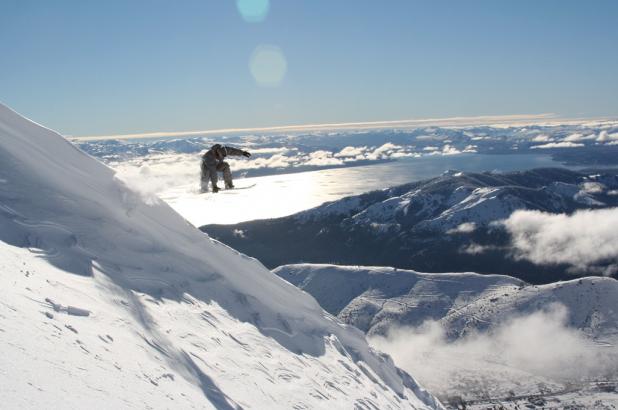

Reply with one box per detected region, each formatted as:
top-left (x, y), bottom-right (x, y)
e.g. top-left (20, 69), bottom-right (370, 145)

top-left (0, 103), bottom-right (441, 409)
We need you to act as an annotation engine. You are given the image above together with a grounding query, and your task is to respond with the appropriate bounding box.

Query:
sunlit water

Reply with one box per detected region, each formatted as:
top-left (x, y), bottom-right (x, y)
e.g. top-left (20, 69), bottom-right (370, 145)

top-left (160, 153), bottom-right (568, 226)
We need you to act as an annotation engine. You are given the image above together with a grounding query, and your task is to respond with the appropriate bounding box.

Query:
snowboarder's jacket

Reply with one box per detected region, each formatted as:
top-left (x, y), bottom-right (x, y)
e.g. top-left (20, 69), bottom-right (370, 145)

top-left (200, 144), bottom-right (250, 192)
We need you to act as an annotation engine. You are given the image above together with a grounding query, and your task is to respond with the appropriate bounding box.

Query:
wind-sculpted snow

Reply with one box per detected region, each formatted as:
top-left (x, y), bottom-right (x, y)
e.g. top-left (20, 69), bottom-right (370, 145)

top-left (204, 168), bottom-right (618, 282)
top-left (0, 104), bottom-right (442, 409)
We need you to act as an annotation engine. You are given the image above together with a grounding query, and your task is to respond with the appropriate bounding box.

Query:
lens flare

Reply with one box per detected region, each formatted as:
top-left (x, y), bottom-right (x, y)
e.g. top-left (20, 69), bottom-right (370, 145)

top-left (236, 0), bottom-right (269, 23)
top-left (249, 45), bottom-right (287, 87)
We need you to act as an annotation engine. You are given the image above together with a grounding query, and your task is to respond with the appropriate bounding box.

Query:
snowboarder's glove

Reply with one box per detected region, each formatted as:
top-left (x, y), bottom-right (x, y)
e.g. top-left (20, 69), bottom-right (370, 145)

top-left (242, 151), bottom-right (251, 158)
top-left (212, 185), bottom-right (220, 193)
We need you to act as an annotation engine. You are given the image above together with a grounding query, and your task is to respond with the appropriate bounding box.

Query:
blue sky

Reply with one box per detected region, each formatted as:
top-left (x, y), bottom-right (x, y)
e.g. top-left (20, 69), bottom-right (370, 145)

top-left (1, 0), bottom-right (617, 136)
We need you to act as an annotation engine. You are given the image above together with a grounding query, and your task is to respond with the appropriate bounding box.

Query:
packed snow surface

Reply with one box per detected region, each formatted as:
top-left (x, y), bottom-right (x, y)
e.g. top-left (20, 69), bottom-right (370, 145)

top-left (0, 104), bottom-right (442, 409)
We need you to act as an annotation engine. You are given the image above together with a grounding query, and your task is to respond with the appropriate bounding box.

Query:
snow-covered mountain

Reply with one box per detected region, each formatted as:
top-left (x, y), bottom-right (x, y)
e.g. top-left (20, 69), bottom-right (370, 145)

top-left (273, 264), bottom-right (618, 341)
top-left (273, 264), bottom-right (618, 408)
top-left (204, 168), bottom-right (618, 282)
top-left (0, 103), bottom-right (442, 409)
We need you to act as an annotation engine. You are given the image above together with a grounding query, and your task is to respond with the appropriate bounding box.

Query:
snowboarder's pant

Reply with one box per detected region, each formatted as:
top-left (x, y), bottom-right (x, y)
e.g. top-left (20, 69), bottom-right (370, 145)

top-left (201, 161), bottom-right (233, 192)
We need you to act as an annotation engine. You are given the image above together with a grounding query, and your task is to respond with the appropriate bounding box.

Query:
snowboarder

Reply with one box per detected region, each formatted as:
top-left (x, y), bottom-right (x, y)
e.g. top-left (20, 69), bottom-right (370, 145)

top-left (200, 144), bottom-right (251, 193)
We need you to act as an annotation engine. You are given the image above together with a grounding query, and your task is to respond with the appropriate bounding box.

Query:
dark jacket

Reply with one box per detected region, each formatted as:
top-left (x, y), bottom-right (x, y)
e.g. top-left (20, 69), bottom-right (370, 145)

top-left (202, 145), bottom-right (247, 170)
top-left (200, 145), bottom-right (249, 188)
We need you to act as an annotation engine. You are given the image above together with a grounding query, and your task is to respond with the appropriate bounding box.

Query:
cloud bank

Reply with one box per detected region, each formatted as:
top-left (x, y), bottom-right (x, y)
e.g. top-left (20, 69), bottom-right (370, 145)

top-left (502, 207), bottom-right (618, 275)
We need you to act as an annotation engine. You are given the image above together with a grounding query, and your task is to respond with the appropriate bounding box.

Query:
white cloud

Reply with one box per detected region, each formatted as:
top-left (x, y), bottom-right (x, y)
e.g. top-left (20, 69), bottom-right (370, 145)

top-left (501, 208), bottom-right (618, 274)
top-left (370, 304), bottom-right (618, 401)
top-left (304, 150), bottom-right (344, 166)
top-left (233, 229), bottom-right (246, 238)
top-left (233, 153), bottom-right (295, 169)
top-left (597, 130), bottom-right (618, 142)
top-left (460, 243), bottom-right (499, 254)
top-left (531, 134), bottom-right (552, 142)
top-left (364, 143), bottom-right (400, 160)
top-left (597, 131), bottom-right (609, 141)
top-left (374, 142), bottom-right (399, 154)
top-left (440, 144), bottom-right (461, 155)
top-left (390, 152), bottom-right (417, 158)
top-left (563, 133), bottom-right (596, 142)
top-left (248, 147), bottom-right (293, 155)
top-left (447, 222), bottom-right (476, 234)
top-left (530, 141), bottom-right (584, 149)
top-left (335, 146), bottom-right (367, 158)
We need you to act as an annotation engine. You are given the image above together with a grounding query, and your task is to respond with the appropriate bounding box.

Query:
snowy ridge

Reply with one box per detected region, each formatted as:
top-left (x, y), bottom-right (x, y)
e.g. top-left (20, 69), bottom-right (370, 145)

top-left (273, 264), bottom-right (618, 342)
top-left (301, 168), bottom-right (618, 233)
top-left (442, 276), bottom-right (618, 341)
top-left (0, 104), bottom-right (441, 409)
top-left (273, 264), bottom-right (524, 336)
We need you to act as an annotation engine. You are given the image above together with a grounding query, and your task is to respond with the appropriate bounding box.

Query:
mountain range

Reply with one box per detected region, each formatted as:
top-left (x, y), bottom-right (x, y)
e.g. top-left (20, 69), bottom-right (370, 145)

top-left (204, 168), bottom-right (618, 283)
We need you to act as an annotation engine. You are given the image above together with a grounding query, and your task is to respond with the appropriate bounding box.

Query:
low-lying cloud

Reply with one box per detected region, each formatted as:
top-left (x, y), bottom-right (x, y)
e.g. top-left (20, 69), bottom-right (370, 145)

top-left (502, 207), bottom-right (618, 275)
top-left (447, 222), bottom-right (476, 234)
top-left (531, 141), bottom-right (584, 149)
top-left (370, 304), bottom-right (618, 401)
top-left (334, 143), bottom-right (417, 161)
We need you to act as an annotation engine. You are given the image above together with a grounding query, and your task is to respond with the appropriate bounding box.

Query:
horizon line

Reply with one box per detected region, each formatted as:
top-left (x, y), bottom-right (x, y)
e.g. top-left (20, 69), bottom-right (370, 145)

top-left (70, 113), bottom-right (613, 141)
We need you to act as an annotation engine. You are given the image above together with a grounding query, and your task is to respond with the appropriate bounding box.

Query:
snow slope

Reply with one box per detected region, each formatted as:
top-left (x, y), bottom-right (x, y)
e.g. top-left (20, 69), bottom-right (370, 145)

top-left (0, 103), bottom-right (441, 409)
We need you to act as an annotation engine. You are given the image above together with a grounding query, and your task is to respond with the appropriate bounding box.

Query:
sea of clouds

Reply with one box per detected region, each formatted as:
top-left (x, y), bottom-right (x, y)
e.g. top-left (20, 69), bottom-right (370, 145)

top-left (371, 303), bottom-right (618, 401)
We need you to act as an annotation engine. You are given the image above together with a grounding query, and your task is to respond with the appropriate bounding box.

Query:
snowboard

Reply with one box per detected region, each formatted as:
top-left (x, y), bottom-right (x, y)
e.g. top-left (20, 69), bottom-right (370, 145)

top-left (201, 183), bottom-right (256, 194)
top-left (221, 183), bottom-right (256, 192)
